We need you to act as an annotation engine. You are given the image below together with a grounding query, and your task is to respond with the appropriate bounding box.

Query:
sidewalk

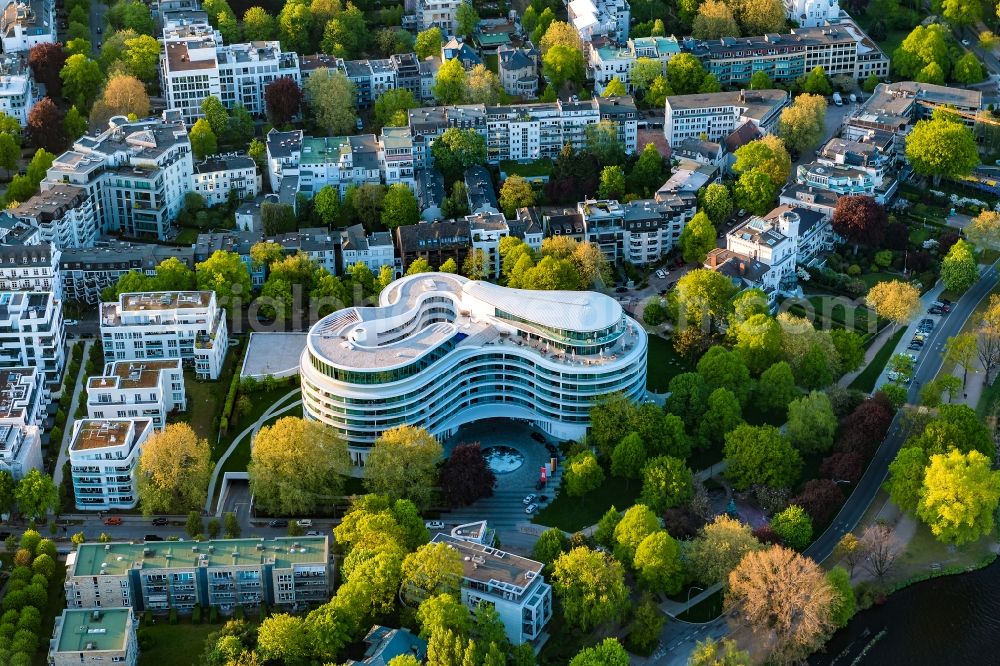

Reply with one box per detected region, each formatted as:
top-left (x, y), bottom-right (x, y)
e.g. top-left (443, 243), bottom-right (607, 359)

top-left (53, 340), bottom-right (92, 487)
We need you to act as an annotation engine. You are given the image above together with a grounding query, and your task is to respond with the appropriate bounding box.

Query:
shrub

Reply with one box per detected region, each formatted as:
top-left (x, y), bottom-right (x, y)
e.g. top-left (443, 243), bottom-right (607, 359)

top-left (9, 651), bottom-right (31, 666)
top-left (142, 611), bottom-right (153, 626)
top-left (0, 622), bottom-right (16, 638)
top-left (192, 605), bottom-right (202, 624)
top-left (168, 608), bottom-right (178, 625)
top-left (847, 264), bottom-right (861, 276)
top-left (10, 628), bottom-right (37, 654)
top-left (13, 549), bottom-right (32, 568)
top-left (9, 567), bottom-right (31, 584)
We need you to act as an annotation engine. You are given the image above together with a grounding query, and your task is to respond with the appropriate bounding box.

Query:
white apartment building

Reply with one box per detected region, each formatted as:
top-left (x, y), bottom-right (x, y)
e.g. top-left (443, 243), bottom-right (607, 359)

top-left (10, 184), bottom-right (99, 249)
top-left (100, 291), bottom-right (229, 380)
top-left (340, 224), bottom-right (395, 276)
top-left (0, 52), bottom-right (34, 124)
top-left (161, 16), bottom-right (301, 125)
top-left (264, 129), bottom-right (302, 192)
top-left (664, 89), bottom-right (789, 146)
top-left (60, 244), bottom-right (196, 305)
top-left (431, 529), bottom-right (552, 645)
top-left (271, 228), bottom-right (339, 276)
top-left (300, 272), bottom-right (648, 460)
top-left (69, 417), bottom-right (153, 510)
top-left (48, 608), bottom-right (138, 666)
top-left (0, 0), bottom-right (55, 53)
top-left (567, 0), bottom-right (630, 43)
top-left (415, 0), bottom-right (464, 34)
top-left (378, 126), bottom-right (416, 189)
top-left (0, 290), bottom-right (64, 382)
top-left (283, 134), bottom-right (382, 198)
top-left (0, 367), bottom-right (44, 479)
top-left (796, 160), bottom-right (896, 204)
top-left (87, 359), bottom-right (186, 431)
top-left (0, 242), bottom-right (61, 300)
top-left (0, 422), bottom-right (41, 479)
top-left (43, 112), bottom-right (194, 241)
top-left (785, 0), bottom-right (840, 27)
top-left (191, 153), bottom-right (261, 206)
top-left (468, 212), bottom-right (509, 278)
top-left (588, 37), bottom-right (679, 94)
top-left (65, 536), bottom-right (330, 613)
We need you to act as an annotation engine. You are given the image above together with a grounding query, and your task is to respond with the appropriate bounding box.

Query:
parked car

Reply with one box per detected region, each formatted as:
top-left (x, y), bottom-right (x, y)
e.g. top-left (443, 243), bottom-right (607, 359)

top-left (295, 519), bottom-right (313, 528)
top-left (908, 342), bottom-right (923, 351)
top-left (940, 298), bottom-right (952, 305)
top-left (151, 517), bottom-right (168, 526)
top-left (524, 503), bottom-right (537, 514)
top-left (425, 521), bottom-right (445, 530)
top-left (522, 494), bottom-right (537, 505)
top-left (615, 286), bottom-right (627, 293)
top-left (832, 92), bottom-right (843, 106)
top-left (849, 93), bottom-right (857, 103)
top-left (928, 307), bottom-right (945, 315)
top-left (64, 319), bottom-right (79, 326)
top-left (144, 534), bottom-right (163, 541)
top-left (104, 516), bottom-right (123, 526)
top-left (655, 269), bottom-right (667, 279)
top-left (267, 519), bottom-right (288, 528)
top-left (962, 38), bottom-right (970, 45)
top-left (305, 530), bottom-right (323, 537)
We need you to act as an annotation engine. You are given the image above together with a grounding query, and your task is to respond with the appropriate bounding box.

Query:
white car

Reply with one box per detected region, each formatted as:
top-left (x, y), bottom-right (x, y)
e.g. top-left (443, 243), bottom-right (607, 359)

top-left (655, 269), bottom-right (667, 279)
top-left (305, 530), bottom-right (323, 537)
top-left (524, 503), bottom-right (538, 514)
top-left (962, 39), bottom-right (970, 46)
top-left (522, 494), bottom-right (537, 505)
top-left (425, 521), bottom-right (445, 530)
top-left (64, 319), bottom-right (79, 326)
top-left (295, 519), bottom-right (313, 528)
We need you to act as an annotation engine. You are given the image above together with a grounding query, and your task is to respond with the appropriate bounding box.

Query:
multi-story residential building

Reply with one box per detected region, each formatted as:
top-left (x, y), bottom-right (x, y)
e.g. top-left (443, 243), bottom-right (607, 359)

top-left (100, 291), bottom-right (229, 380)
top-left (59, 244), bottom-right (196, 305)
top-left (818, 135), bottom-right (894, 184)
top-left (0, 366), bottom-right (45, 427)
top-left (0, 290), bottom-right (64, 382)
top-left (9, 184), bottom-right (99, 249)
top-left (378, 126), bottom-right (416, 189)
top-left (683, 20), bottom-right (888, 86)
top-left (465, 166), bottom-right (499, 215)
top-left (48, 608), bottom-right (138, 666)
top-left (567, 0), bottom-right (630, 42)
top-left (673, 138), bottom-right (725, 167)
top-left (570, 194), bottom-right (696, 266)
top-left (161, 15), bottom-right (301, 124)
top-left (390, 53), bottom-right (423, 100)
top-left (418, 58), bottom-right (439, 101)
top-left (191, 154), bottom-right (260, 206)
top-left (300, 272), bottom-right (647, 459)
top-left (408, 104), bottom-right (487, 168)
top-left (468, 212), bottom-right (509, 278)
top-left (664, 89), bottom-right (789, 145)
top-left (785, 0), bottom-right (839, 27)
top-left (497, 44), bottom-right (539, 98)
top-left (779, 183), bottom-right (840, 219)
top-left (511, 208), bottom-right (546, 251)
top-left (291, 134), bottom-right (382, 197)
top-left (395, 220), bottom-right (472, 272)
top-left (65, 536), bottom-right (330, 613)
top-left (764, 204), bottom-right (832, 265)
top-left (271, 227), bottom-right (339, 276)
top-left (340, 224), bottom-right (396, 276)
top-left (69, 417), bottom-right (153, 510)
top-left (0, 52), bottom-right (34, 123)
top-left (442, 36), bottom-right (482, 69)
top-left (0, 421), bottom-right (41, 479)
top-left (430, 528), bottom-right (552, 645)
top-left (0, 242), bottom-right (61, 299)
top-left (416, 168), bottom-right (446, 221)
top-left (43, 112), bottom-right (194, 241)
top-left (844, 81), bottom-right (983, 143)
top-left (588, 37), bottom-right (678, 94)
top-left (86, 359), bottom-right (186, 431)
top-left (795, 160), bottom-right (896, 203)
top-left (415, 0), bottom-right (464, 34)
top-left (0, 0), bottom-right (54, 52)
top-left (264, 129), bottom-right (302, 192)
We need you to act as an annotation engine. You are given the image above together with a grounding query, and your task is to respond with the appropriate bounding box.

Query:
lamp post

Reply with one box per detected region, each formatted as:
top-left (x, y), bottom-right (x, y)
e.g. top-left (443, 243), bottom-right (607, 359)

top-left (687, 585), bottom-right (705, 607)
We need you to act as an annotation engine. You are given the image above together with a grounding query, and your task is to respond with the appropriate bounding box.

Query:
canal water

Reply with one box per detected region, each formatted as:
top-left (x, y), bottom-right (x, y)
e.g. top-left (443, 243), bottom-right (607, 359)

top-left (811, 560), bottom-right (1000, 665)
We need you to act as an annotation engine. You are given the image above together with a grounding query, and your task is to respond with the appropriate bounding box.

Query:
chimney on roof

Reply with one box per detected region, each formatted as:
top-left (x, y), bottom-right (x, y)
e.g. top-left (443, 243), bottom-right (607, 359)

top-left (739, 261), bottom-right (746, 275)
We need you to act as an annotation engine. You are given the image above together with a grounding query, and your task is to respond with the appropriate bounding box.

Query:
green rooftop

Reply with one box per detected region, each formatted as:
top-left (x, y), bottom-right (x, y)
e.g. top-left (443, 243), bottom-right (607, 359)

top-left (56, 608), bottom-right (132, 653)
top-left (475, 31), bottom-right (511, 46)
top-left (300, 136), bottom-right (350, 165)
top-left (72, 537), bottom-right (329, 577)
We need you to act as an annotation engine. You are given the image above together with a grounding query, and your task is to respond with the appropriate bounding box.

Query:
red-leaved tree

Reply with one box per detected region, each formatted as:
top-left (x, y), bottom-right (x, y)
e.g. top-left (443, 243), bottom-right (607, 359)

top-left (792, 479), bottom-right (845, 526)
top-left (264, 76), bottom-right (303, 126)
top-left (439, 442), bottom-right (496, 507)
top-left (28, 43), bottom-right (66, 97)
top-left (832, 195), bottom-right (887, 250)
top-left (834, 394), bottom-right (894, 455)
top-left (820, 451), bottom-right (865, 483)
top-left (27, 97), bottom-right (65, 154)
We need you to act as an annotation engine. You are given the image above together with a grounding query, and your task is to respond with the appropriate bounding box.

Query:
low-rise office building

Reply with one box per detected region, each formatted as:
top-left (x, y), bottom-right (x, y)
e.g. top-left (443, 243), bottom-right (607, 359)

top-left (844, 81), bottom-right (983, 147)
top-left (0, 290), bottom-right (65, 382)
top-left (87, 359), bottom-right (186, 431)
top-left (664, 89), bottom-right (789, 146)
top-left (48, 608), bottom-right (138, 666)
top-left (68, 417), bottom-right (153, 510)
top-left (191, 154), bottom-right (260, 206)
top-left (65, 536), bottom-right (330, 613)
top-left (300, 272), bottom-right (647, 458)
top-left (100, 291), bottom-right (229, 380)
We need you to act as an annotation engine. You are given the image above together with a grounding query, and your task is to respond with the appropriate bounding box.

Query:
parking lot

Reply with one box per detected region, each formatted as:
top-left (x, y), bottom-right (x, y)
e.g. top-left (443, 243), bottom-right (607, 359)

top-left (873, 285), bottom-right (949, 393)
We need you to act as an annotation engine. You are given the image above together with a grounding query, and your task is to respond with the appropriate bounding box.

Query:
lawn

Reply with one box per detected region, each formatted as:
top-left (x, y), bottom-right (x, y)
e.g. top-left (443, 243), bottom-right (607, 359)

top-left (785, 296), bottom-right (882, 335)
top-left (860, 271), bottom-right (904, 289)
top-left (646, 333), bottom-right (690, 392)
top-left (212, 385), bottom-right (301, 462)
top-left (499, 158), bottom-right (553, 179)
top-left (178, 346), bottom-right (239, 448)
top-left (484, 53), bottom-right (498, 73)
top-left (175, 228), bottom-right (199, 245)
top-left (138, 620), bottom-right (220, 666)
top-left (848, 327), bottom-right (907, 393)
top-left (217, 398), bottom-right (303, 478)
top-left (532, 473), bottom-right (641, 532)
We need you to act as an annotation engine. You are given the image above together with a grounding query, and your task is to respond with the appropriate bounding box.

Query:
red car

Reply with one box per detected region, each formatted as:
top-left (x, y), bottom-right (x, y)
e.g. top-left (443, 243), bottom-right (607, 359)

top-left (103, 516), bottom-right (123, 526)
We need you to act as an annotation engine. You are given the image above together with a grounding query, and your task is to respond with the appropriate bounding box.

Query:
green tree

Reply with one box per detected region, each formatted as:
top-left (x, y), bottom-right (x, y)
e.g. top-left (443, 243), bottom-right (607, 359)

top-left (689, 638), bottom-right (751, 666)
top-left (464, 64), bottom-right (504, 105)
top-left (433, 58), bottom-right (466, 104)
top-left (569, 639), bottom-right (629, 666)
top-left (941, 238), bottom-right (978, 293)
top-left (401, 541), bottom-right (464, 605)
top-left (611, 432), bottom-right (647, 485)
top-left (13, 470), bottom-right (57, 520)
top-left (381, 183), bottom-right (420, 230)
top-left (305, 68), bottom-right (358, 135)
top-left (724, 424), bottom-right (802, 491)
top-left (953, 52), bottom-right (986, 84)
top-left (543, 45), bottom-right (586, 89)
top-left (0, 470), bottom-right (15, 515)
top-left (796, 344), bottom-right (834, 390)
top-left (640, 456), bottom-right (694, 512)
top-left (314, 185), bottom-right (341, 225)
top-left (905, 115), bottom-right (979, 185)
top-left (257, 614), bottom-right (311, 664)
top-left (787, 391), bottom-right (837, 454)
top-left (242, 6), bottom-right (276, 40)
top-left (673, 269), bottom-right (738, 329)
top-left (416, 593), bottom-right (472, 639)
top-left (564, 450), bottom-right (605, 496)
top-left (770, 505), bottom-right (813, 550)
top-left (698, 387), bottom-right (744, 451)
top-left (596, 165), bottom-right (626, 200)
top-left (594, 506), bottom-right (622, 548)
top-left (364, 426), bottom-right (443, 509)
top-left (499, 175), bottom-right (535, 218)
top-left (892, 24), bottom-right (950, 79)
top-left (138, 424), bottom-right (212, 515)
top-left (733, 135), bottom-right (792, 185)
top-left (628, 143), bottom-right (667, 197)
top-left (918, 449), bottom-right (1000, 545)
top-left (63, 105), bottom-right (87, 141)
top-left (431, 127), bottom-right (487, 184)
top-left (200, 95), bottom-right (229, 138)
top-left (750, 70), bottom-right (773, 89)
top-left (197, 250), bottom-right (252, 306)
top-left (276, 0), bottom-right (312, 53)
top-left (455, 0), bottom-right (479, 36)
top-left (697, 346), bottom-right (752, 405)
top-left (686, 515), bottom-right (764, 586)
top-left (584, 120), bottom-right (626, 164)
top-left (701, 183), bottom-right (732, 225)
top-left (415, 27), bottom-right (444, 59)
top-left (613, 504), bottom-right (660, 566)
top-left (734, 169), bottom-right (778, 215)
top-left (777, 93), bottom-right (827, 154)
top-left (732, 313), bottom-right (782, 375)
top-left (630, 58), bottom-right (663, 94)
top-left (602, 76), bottom-right (627, 97)
top-left (679, 210), bottom-right (716, 264)
top-left (664, 372), bottom-right (710, 431)
top-left (374, 88), bottom-right (419, 130)
top-left (552, 548), bottom-right (629, 630)
top-left (801, 66), bottom-right (832, 95)
top-left (667, 53), bottom-right (708, 94)
top-left (189, 119), bottom-right (217, 159)
top-left (532, 528), bottom-right (569, 565)
top-left (826, 567), bottom-right (856, 628)
top-left (60, 55), bottom-right (103, 110)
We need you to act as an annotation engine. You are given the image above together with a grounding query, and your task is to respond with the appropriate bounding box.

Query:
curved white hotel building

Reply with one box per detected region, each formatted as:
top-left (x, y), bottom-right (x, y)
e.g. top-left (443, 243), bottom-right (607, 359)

top-left (300, 273), bottom-right (648, 463)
